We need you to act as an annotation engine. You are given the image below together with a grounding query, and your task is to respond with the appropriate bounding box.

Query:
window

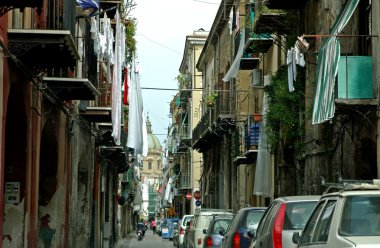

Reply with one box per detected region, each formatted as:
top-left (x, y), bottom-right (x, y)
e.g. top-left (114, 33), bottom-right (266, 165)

top-left (148, 162), bottom-right (152, 170)
top-left (339, 195), bottom-right (380, 236)
top-left (300, 200), bottom-right (326, 245)
top-left (157, 161), bottom-right (160, 170)
top-left (311, 200), bottom-right (336, 243)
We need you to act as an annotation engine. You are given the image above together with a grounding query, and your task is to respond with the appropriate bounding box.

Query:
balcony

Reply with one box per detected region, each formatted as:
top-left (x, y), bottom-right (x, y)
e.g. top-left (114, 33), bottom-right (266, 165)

top-left (99, 0), bottom-right (121, 18)
top-left (43, 77), bottom-right (99, 101)
top-left (232, 115), bottom-right (260, 166)
top-left (192, 93), bottom-right (236, 151)
top-left (240, 52), bottom-right (260, 70)
top-left (254, 9), bottom-right (287, 34)
top-left (245, 34), bottom-right (273, 54)
top-left (8, 29), bottom-right (79, 70)
top-left (180, 173), bottom-right (191, 189)
top-left (235, 30), bottom-right (260, 70)
top-left (244, 4), bottom-right (273, 54)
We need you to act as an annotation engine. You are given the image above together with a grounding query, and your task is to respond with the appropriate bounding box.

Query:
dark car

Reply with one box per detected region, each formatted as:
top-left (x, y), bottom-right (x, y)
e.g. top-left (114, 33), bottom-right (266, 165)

top-left (221, 207), bottom-right (266, 248)
top-left (203, 215), bottom-right (233, 248)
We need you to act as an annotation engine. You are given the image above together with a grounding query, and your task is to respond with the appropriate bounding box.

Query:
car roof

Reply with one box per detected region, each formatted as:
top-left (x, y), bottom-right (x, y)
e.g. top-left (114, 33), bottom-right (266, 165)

top-left (274, 195), bottom-right (321, 202)
top-left (238, 207), bottom-right (267, 211)
top-left (322, 188), bottom-right (380, 198)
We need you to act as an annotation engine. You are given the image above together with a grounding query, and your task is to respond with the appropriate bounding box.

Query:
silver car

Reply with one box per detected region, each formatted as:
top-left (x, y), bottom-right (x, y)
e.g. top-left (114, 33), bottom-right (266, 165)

top-left (249, 196), bottom-right (320, 248)
top-left (293, 182), bottom-right (380, 248)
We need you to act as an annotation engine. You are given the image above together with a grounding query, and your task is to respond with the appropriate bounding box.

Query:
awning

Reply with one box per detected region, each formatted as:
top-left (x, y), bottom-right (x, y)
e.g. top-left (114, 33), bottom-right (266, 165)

top-left (8, 29), bottom-right (79, 69)
top-left (312, 0), bottom-right (360, 124)
top-left (43, 77), bottom-right (100, 100)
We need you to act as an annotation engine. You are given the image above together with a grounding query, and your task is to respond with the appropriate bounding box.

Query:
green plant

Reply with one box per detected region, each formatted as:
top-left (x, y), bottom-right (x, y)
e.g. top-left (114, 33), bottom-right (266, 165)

top-left (206, 92), bottom-right (218, 106)
top-left (125, 18), bottom-right (137, 65)
top-left (265, 65), bottom-right (305, 159)
top-left (123, 105), bottom-right (129, 121)
top-left (175, 73), bottom-right (191, 88)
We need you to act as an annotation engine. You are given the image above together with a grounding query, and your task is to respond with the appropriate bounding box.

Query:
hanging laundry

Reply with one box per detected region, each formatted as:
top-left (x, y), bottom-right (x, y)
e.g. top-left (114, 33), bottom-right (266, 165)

top-left (287, 46), bottom-right (306, 92)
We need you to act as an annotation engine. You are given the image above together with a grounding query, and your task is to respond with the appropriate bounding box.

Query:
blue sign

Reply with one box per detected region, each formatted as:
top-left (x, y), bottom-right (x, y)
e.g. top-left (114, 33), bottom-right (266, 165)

top-left (195, 200), bottom-right (202, 207)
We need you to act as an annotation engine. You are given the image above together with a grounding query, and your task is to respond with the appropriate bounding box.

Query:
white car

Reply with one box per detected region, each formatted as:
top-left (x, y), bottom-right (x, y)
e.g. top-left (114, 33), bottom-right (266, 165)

top-left (293, 180), bottom-right (380, 248)
top-left (187, 209), bottom-right (233, 248)
top-left (178, 215), bottom-right (194, 248)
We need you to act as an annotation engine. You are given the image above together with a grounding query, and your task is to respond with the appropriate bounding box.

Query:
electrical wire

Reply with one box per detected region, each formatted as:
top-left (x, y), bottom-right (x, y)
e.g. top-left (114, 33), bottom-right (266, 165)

top-left (137, 32), bottom-right (181, 54)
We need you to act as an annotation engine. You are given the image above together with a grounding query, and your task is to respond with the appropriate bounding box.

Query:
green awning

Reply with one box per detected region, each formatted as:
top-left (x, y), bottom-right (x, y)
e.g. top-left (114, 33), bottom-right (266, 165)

top-left (312, 0), bottom-right (360, 124)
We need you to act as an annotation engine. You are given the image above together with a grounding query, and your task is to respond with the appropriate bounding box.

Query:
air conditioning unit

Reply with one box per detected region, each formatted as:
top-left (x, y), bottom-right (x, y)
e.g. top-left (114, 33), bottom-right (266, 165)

top-left (251, 69), bottom-right (263, 86)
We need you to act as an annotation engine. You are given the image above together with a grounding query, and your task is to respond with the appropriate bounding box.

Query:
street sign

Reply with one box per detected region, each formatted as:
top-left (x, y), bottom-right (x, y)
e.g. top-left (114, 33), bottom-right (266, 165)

top-left (195, 200), bottom-right (202, 207)
top-left (186, 192), bottom-right (192, 200)
top-left (193, 190), bottom-right (201, 200)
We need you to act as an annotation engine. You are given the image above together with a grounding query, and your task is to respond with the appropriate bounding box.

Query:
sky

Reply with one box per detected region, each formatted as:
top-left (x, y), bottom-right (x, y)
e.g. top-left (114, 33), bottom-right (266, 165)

top-left (131, 0), bottom-right (220, 146)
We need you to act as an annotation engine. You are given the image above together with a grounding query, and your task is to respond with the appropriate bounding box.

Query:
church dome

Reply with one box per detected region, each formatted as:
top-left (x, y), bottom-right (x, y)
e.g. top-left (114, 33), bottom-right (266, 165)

top-left (146, 116), bottom-right (162, 152)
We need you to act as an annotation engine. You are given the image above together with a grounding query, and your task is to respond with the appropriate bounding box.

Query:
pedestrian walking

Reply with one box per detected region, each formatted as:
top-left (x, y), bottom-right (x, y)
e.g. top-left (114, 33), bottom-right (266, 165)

top-left (151, 219), bottom-right (157, 234)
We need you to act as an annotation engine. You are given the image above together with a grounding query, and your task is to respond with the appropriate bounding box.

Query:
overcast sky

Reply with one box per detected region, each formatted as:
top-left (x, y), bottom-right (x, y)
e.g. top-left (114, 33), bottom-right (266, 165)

top-left (131, 0), bottom-right (219, 146)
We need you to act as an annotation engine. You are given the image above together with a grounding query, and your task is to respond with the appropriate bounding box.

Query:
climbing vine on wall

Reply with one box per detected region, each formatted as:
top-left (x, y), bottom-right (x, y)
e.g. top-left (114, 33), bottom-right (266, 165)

top-left (264, 65), bottom-right (305, 160)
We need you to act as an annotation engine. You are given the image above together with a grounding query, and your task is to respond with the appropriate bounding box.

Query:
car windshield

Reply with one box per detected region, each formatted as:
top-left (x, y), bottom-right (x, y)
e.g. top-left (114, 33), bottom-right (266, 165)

top-left (284, 201), bottom-right (318, 230)
top-left (339, 195), bottom-right (380, 236)
top-left (246, 210), bottom-right (265, 230)
top-left (211, 219), bottom-right (231, 234)
top-left (201, 216), bottom-right (214, 229)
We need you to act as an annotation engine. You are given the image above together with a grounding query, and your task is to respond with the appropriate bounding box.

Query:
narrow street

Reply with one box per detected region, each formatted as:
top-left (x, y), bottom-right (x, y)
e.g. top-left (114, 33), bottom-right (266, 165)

top-left (116, 230), bottom-right (175, 248)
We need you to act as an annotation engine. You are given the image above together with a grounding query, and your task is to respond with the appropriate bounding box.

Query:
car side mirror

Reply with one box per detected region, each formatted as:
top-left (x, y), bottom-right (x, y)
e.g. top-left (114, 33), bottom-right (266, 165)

top-left (292, 232), bottom-right (300, 244)
top-left (203, 229), bottom-right (207, 234)
top-left (219, 229), bottom-right (226, 236)
top-left (247, 230), bottom-right (256, 239)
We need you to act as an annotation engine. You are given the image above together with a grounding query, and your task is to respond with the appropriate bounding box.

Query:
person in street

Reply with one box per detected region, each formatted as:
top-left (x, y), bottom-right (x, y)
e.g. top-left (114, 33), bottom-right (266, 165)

top-left (151, 219), bottom-right (157, 234)
top-left (136, 220), bottom-right (146, 236)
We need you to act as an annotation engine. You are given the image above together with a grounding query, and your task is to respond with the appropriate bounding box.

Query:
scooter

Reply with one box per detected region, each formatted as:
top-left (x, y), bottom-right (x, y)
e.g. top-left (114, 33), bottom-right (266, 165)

top-left (137, 229), bottom-right (143, 241)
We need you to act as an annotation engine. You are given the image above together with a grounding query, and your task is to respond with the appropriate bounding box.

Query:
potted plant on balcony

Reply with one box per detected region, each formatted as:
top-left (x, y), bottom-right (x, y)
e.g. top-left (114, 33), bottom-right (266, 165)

top-left (206, 92), bottom-right (218, 107)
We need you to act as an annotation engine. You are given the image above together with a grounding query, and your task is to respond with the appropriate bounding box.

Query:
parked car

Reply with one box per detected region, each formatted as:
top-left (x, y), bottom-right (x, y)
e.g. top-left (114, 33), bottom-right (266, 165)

top-left (249, 195), bottom-right (320, 248)
top-left (292, 181), bottom-right (380, 248)
top-left (187, 208), bottom-right (234, 248)
top-left (179, 215), bottom-right (194, 248)
top-left (220, 206), bottom-right (266, 248)
top-left (203, 215), bottom-right (234, 248)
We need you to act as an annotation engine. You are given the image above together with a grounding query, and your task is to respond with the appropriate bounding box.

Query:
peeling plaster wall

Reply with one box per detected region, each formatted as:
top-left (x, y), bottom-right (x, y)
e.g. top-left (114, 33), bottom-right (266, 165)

top-left (37, 186), bottom-right (65, 248)
top-left (2, 200), bottom-right (25, 248)
top-left (68, 120), bottom-right (95, 248)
